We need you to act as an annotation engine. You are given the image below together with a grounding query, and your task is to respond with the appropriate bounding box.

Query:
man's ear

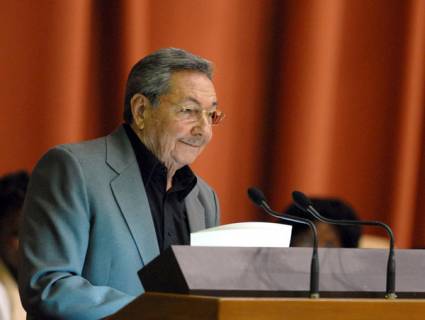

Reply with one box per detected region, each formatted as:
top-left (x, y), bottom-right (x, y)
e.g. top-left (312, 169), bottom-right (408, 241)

top-left (130, 94), bottom-right (148, 129)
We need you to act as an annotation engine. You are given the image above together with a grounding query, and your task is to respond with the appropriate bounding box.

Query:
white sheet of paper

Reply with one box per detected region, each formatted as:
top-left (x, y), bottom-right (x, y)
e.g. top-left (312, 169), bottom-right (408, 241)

top-left (190, 222), bottom-right (292, 247)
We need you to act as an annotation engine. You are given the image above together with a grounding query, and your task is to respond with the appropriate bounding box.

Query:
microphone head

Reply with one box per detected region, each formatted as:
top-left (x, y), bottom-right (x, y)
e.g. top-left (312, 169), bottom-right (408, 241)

top-left (247, 187), bottom-right (268, 207)
top-left (292, 191), bottom-right (312, 211)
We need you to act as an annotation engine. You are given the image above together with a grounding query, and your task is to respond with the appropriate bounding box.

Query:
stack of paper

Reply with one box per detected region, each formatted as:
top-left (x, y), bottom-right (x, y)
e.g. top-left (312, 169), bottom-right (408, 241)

top-left (190, 222), bottom-right (292, 247)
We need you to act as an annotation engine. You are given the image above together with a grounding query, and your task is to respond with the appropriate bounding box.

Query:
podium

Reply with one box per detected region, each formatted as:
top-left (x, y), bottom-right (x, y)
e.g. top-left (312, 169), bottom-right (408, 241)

top-left (110, 246), bottom-right (425, 319)
top-left (110, 292), bottom-right (425, 320)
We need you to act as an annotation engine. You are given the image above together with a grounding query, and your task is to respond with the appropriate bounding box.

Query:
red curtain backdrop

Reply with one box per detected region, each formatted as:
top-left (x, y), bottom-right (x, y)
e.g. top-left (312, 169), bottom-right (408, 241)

top-left (0, 0), bottom-right (424, 248)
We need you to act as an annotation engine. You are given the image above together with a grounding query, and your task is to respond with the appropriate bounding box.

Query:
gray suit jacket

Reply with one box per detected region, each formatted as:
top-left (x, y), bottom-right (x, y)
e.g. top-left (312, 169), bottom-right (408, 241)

top-left (18, 126), bottom-right (220, 319)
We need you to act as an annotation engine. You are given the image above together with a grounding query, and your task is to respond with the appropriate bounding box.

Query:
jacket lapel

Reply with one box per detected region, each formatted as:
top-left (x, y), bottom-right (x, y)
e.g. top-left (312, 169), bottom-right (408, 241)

top-left (185, 187), bottom-right (206, 233)
top-left (106, 127), bottom-right (160, 265)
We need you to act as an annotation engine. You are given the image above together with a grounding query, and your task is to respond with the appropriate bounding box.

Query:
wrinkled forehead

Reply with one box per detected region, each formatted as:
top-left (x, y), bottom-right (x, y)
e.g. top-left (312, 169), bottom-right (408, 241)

top-left (166, 71), bottom-right (217, 105)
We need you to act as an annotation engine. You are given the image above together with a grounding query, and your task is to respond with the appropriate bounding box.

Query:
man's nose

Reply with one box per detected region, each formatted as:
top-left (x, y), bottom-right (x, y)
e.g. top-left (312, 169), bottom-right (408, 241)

top-left (191, 113), bottom-right (211, 136)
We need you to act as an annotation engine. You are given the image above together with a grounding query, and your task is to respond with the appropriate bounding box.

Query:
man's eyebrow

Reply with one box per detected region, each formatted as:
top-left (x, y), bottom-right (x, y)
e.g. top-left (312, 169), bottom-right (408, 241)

top-left (182, 96), bottom-right (218, 108)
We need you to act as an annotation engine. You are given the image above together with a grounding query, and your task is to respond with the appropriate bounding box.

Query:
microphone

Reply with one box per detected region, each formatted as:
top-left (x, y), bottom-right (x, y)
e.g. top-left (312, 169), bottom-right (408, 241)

top-left (247, 187), bottom-right (320, 298)
top-left (292, 190), bottom-right (397, 299)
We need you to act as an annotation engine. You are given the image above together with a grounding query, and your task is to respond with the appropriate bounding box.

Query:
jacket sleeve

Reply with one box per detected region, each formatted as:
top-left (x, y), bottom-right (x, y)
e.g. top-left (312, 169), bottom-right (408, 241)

top-left (18, 146), bottom-right (135, 320)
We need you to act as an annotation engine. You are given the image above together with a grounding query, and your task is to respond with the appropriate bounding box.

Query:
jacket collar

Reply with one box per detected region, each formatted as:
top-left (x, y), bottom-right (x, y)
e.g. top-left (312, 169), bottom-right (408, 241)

top-left (106, 126), bottom-right (160, 265)
top-left (105, 125), bottom-right (206, 261)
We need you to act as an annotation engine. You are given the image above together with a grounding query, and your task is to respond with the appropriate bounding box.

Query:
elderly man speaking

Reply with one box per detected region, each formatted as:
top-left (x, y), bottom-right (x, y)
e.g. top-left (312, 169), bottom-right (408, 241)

top-left (19, 48), bottom-right (223, 319)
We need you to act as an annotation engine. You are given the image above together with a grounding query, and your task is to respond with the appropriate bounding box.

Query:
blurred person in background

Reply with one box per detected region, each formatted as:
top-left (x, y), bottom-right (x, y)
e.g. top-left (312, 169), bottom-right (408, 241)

top-left (0, 171), bottom-right (28, 320)
top-left (283, 198), bottom-right (362, 248)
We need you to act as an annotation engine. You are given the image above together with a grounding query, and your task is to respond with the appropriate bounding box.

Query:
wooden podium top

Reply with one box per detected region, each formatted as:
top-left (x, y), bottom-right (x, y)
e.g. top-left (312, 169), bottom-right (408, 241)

top-left (110, 292), bottom-right (425, 320)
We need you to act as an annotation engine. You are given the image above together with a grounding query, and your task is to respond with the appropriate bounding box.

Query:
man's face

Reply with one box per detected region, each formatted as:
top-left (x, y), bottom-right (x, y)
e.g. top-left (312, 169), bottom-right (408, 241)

top-left (137, 71), bottom-right (217, 170)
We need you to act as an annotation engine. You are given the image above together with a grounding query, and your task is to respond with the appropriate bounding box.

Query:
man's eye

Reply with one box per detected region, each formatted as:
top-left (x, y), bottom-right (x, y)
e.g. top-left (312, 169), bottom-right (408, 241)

top-left (180, 107), bottom-right (195, 114)
top-left (180, 107), bottom-right (199, 117)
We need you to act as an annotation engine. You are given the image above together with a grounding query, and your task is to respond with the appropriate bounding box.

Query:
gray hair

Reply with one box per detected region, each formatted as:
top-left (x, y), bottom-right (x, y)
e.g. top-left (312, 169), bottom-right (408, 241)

top-left (123, 48), bottom-right (213, 123)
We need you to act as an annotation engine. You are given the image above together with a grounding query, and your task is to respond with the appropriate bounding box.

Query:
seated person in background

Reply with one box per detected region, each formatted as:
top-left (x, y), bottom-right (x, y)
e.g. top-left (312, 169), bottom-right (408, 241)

top-left (0, 171), bottom-right (29, 320)
top-left (283, 198), bottom-right (362, 248)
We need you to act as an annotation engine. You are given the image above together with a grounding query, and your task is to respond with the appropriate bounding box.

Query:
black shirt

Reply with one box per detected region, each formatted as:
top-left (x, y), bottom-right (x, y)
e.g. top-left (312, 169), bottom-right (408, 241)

top-left (123, 124), bottom-right (196, 251)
